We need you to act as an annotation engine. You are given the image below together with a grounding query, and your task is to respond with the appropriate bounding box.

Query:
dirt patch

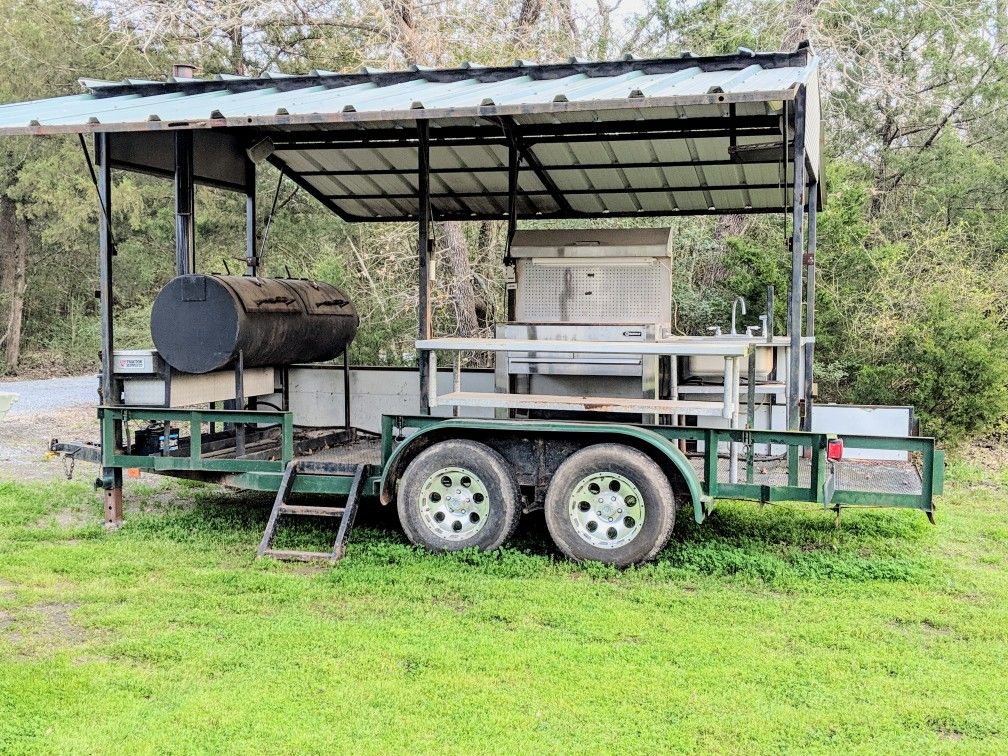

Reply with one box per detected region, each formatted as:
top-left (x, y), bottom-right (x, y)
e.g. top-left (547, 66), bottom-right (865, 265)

top-left (890, 616), bottom-right (954, 638)
top-left (2, 601), bottom-right (90, 655)
top-left (128, 485), bottom-right (188, 515)
top-left (1, 406), bottom-right (98, 483)
top-left (936, 728), bottom-right (964, 742)
top-left (34, 602), bottom-right (87, 646)
top-left (919, 618), bottom-right (953, 635)
top-left (37, 507), bottom-right (95, 530)
top-left (959, 438), bottom-right (1008, 468)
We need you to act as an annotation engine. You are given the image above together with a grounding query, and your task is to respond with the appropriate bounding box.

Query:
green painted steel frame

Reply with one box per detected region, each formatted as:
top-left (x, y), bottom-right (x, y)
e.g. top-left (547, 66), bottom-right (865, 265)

top-left (378, 414), bottom-right (708, 521)
top-left (219, 469), bottom-right (383, 497)
top-left (377, 415), bottom-right (943, 522)
top-left (100, 405), bottom-right (385, 496)
top-left (97, 408), bottom-right (943, 522)
top-left (99, 406), bottom-right (295, 474)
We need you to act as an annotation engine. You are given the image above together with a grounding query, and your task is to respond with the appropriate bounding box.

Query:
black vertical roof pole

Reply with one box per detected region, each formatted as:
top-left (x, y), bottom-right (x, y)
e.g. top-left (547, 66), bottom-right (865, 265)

top-left (174, 131), bottom-right (196, 275)
top-left (504, 126), bottom-right (519, 321)
top-left (802, 178), bottom-right (818, 432)
top-left (245, 158), bottom-right (258, 276)
top-left (96, 132), bottom-right (114, 408)
top-left (787, 86), bottom-right (807, 432)
top-left (417, 119), bottom-right (432, 414)
top-left (505, 126), bottom-right (518, 259)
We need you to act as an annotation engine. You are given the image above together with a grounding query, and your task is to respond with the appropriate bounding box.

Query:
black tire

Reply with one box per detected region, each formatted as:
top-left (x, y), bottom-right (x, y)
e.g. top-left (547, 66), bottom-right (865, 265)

top-left (544, 443), bottom-right (675, 567)
top-left (397, 439), bottom-right (521, 553)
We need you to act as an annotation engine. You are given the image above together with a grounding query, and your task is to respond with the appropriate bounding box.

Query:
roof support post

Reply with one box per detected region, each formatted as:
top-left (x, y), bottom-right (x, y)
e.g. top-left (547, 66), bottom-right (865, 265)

top-left (96, 132), bottom-right (115, 409)
top-left (787, 87), bottom-right (807, 433)
top-left (417, 119), bottom-right (433, 415)
top-left (505, 129), bottom-right (518, 255)
top-left (96, 132), bottom-right (123, 527)
top-left (245, 158), bottom-right (258, 276)
top-left (174, 131), bottom-right (196, 275)
top-left (802, 179), bottom-right (818, 432)
top-left (504, 130), bottom-right (518, 321)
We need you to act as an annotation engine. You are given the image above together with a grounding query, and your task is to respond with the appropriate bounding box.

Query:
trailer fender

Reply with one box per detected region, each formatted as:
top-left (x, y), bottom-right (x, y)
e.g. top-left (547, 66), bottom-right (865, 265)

top-left (379, 419), bottom-right (706, 523)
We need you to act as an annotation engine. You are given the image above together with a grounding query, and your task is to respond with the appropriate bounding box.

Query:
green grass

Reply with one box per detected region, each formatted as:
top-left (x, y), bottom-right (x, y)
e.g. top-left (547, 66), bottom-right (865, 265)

top-left (0, 472), bottom-right (1006, 754)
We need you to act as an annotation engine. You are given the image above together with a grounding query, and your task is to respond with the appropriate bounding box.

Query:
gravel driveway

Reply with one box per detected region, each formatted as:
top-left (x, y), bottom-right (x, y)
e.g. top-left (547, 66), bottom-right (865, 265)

top-left (0, 374), bottom-right (98, 416)
top-left (1, 375), bottom-right (100, 482)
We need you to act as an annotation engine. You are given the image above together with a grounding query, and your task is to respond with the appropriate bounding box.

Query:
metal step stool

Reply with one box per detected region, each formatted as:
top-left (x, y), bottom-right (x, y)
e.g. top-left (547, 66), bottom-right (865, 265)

top-left (257, 460), bottom-right (365, 563)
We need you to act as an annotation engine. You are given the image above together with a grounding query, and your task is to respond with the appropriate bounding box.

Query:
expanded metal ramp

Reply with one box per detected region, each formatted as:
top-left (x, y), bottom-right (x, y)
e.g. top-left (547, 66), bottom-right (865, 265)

top-left (689, 456), bottom-right (924, 497)
top-left (298, 437), bottom-right (382, 466)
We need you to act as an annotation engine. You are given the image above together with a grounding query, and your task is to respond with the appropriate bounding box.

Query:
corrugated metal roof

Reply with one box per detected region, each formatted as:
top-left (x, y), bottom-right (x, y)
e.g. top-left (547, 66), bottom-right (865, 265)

top-left (0, 48), bottom-right (822, 220)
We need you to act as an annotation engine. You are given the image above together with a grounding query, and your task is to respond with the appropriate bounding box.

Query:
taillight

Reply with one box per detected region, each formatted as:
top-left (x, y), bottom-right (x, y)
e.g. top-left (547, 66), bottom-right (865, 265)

top-left (827, 438), bottom-right (844, 461)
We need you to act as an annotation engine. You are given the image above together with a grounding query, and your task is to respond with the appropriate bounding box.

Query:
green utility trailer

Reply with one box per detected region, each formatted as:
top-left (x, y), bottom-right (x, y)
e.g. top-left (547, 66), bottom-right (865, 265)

top-left (2, 45), bottom-right (944, 566)
top-left (85, 406), bottom-right (942, 566)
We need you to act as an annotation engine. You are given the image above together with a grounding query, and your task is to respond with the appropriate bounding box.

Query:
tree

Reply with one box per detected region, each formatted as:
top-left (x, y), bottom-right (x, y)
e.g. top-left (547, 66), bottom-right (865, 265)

top-left (0, 0), bottom-right (168, 371)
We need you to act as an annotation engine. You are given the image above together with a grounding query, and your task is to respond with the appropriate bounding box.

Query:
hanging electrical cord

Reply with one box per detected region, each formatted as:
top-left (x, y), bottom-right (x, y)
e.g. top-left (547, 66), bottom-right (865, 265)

top-left (257, 170), bottom-right (285, 267)
top-left (77, 134), bottom-right (118, 257)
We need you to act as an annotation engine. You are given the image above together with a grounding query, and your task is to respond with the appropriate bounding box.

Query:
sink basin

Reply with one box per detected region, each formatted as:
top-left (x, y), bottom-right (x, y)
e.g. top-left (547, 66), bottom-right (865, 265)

top-left (683, 337), bottom-right (775, 381)
top-left (0, 392), bottom-right (18, 420)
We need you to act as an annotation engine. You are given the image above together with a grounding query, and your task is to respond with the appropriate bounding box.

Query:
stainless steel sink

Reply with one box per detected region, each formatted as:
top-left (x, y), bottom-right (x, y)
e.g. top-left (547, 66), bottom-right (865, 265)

top-left (683, 337), bottom-right (775, 381)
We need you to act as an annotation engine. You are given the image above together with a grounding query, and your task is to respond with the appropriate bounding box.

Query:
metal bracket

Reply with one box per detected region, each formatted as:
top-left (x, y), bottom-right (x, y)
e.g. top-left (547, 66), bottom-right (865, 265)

top-left (497, 116), bottom-right (572, 215)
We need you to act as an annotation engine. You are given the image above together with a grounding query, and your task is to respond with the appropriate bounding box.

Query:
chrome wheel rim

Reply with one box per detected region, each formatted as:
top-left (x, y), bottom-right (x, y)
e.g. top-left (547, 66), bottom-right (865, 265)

top-left (418, 466), bottom-right (491, 541)
top-left (568, 472), bottom-right (644, 549)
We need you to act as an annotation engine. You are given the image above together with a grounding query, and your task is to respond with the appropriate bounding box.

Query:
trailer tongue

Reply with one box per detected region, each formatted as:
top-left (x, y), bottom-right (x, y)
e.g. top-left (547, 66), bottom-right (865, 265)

top-left (6, 45), bottom-right (943, 566)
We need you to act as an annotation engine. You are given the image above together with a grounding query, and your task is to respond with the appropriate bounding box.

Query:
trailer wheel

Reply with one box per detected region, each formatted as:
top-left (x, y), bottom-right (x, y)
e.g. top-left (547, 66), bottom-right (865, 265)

top-left (544, 444), bottom-right (675, 567)
top-left (397, 439), bottom-right (520, 553)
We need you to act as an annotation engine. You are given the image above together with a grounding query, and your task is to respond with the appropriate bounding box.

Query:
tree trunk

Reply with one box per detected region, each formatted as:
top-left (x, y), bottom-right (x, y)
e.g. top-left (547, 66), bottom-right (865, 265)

top-left (714, 213), bottom-right (747, 245)
top-left (783, 0), bottom-right (821, 48)
top-left (717, 0), bottom-right (822, 248)
top-left (442, 221), bottom-right (479, 336)
top-left (513, 0), bottom-right (542, 45)
top-left (382, 0), bottom-right (481, 337)
top-left (230, 25), bottom-right (246, 76)
top-left (0, 198), bottom-right (28, 371)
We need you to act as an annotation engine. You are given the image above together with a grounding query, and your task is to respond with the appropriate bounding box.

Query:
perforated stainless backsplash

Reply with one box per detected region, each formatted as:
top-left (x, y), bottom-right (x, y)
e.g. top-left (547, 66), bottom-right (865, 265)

top-left (514, 259), bottom-right (672, 323)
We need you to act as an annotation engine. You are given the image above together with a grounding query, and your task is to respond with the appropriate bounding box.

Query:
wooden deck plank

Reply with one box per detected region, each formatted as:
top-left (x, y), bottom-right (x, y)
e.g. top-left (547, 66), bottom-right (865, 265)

top-left (434, 390), bottom-right (728, 417)
top-left (416, 336), bottom-right (751, 357)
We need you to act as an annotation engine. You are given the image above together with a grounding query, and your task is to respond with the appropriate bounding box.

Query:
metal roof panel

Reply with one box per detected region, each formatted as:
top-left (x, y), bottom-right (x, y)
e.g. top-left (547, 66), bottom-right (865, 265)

top-left (0, 49), bottom-right (821, 220)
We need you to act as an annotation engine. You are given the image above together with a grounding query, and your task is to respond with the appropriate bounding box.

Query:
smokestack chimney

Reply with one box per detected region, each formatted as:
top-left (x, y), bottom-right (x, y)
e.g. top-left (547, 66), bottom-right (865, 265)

top-left (172, 63), bottom-right (196, 79)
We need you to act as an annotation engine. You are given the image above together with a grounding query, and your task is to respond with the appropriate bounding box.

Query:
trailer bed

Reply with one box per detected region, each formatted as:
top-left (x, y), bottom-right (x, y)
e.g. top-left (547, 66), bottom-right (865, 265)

top-left (297, 437), bottom-right (382, 467)
top-left (689, 456), bottom-right (924, 496)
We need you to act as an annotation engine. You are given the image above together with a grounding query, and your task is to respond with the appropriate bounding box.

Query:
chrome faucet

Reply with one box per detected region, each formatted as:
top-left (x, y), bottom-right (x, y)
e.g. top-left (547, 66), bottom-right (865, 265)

top-left (730, 296), bottom-right (747, 335)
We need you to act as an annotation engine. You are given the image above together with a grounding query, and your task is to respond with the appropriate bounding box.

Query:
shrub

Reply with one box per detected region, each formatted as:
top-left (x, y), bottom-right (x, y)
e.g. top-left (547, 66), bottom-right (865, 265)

top-left (852, 290), bottom-right (1008, 445)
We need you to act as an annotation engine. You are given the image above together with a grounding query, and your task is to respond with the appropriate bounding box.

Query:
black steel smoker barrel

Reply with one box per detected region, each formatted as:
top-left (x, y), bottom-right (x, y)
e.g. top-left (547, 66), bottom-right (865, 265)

top-left (151, 274), bottom-right (359, 374)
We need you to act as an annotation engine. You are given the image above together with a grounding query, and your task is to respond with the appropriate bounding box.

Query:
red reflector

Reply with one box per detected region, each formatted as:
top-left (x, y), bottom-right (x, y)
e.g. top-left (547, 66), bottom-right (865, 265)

top-left (827, 438), bottom-right (844, 461)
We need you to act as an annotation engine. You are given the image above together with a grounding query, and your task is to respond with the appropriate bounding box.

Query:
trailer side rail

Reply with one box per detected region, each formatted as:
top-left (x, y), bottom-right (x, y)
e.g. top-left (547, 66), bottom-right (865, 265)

top-left (99, 406), bottom-right (294, 474)
top-left (379, 415), bottom-right (943, 522)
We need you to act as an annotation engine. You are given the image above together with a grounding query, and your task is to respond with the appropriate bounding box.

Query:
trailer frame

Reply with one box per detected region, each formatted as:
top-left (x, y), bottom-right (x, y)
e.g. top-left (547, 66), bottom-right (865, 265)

top-left (91, 406), bottom-right (943, 527)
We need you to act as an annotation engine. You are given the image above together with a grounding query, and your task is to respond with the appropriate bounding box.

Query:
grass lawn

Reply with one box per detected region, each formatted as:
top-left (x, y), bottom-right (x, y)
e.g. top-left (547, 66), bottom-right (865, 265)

top-left (1, 460), bottom-right (1006, 753)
